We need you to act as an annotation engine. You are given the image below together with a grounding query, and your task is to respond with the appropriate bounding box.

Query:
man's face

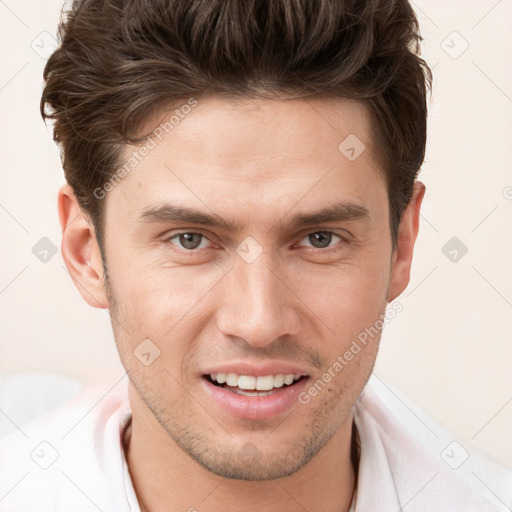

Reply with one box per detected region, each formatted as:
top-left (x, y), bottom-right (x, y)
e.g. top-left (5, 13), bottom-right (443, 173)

top-left (102, 96), bottom-right (397, 479)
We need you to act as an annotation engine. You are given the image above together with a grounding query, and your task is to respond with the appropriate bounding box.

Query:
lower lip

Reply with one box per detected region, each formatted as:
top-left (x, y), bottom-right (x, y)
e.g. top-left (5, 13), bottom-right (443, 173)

top-left (200, 377), bottom-right (310, 421)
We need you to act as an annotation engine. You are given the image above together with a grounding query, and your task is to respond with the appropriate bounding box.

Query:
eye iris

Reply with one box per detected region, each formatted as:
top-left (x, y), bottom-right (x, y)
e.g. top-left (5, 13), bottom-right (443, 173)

top-left (175, 232), bottom-right (335, 251)
top-left (180, 233), bottom-right (202, 250)
top-left (309, 232), bottom-right (332, 248)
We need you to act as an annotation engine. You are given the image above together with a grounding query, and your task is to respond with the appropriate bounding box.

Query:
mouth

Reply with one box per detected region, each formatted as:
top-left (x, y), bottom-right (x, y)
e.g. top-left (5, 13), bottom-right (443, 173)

top-left (200, 371), bottom-right (310, 420)
top-left (204, 373), bottom-right (308, 396)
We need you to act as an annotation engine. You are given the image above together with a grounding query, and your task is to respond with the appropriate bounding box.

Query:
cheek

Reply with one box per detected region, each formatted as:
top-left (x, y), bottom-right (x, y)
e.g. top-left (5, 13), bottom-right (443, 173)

top-left (106, 252), bottom-right (220, 346)
top-left (106, 268), bottom-right (203, 388)
top-left (296, 255), bottom-right (391, 344)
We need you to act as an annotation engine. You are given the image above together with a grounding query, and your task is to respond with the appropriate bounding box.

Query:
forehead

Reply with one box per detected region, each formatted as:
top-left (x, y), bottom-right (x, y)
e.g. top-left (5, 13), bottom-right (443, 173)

top-left (136, 95), bottom-right (376, 166)
top-left (110, 96), bottom-right (386, 221)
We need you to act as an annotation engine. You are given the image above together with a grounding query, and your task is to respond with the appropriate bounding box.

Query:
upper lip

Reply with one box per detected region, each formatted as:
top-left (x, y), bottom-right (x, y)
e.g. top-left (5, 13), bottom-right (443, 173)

top-left (200, 361), bottom-right (311, 378)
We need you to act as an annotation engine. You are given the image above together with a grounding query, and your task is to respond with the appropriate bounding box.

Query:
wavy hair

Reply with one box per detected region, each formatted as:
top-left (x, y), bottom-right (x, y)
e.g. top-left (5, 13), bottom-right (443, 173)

top-left (41, 0), bottom-right (433, 252)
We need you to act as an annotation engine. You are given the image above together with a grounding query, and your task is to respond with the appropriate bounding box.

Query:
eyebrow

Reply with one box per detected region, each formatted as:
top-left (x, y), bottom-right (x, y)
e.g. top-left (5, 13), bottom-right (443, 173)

top-left (138, 201), bottom-right (370, 233)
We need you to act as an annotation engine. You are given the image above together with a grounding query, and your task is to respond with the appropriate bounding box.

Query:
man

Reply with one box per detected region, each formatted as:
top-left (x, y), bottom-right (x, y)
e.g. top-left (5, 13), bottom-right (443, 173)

top-left (0, 0), bottom-right (510, 511)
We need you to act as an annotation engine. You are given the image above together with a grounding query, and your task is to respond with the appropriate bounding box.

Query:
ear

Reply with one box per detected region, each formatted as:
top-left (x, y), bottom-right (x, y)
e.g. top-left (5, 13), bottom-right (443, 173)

top-left (387, 181), bottom-right (426, 303)
top-left (58, 184), bottom-right (109, 309)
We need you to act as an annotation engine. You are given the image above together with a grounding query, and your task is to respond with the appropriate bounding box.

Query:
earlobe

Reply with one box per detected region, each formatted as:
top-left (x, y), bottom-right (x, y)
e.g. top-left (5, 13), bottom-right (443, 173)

top-left (387, 181), bottom-right (426, 303)
top-left (58, 184), bottom-right (109, 309)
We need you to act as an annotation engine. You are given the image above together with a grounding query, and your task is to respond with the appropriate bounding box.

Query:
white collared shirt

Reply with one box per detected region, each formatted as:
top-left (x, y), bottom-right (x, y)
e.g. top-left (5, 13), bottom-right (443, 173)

top-left (0, 374), bottom-right (510, 511)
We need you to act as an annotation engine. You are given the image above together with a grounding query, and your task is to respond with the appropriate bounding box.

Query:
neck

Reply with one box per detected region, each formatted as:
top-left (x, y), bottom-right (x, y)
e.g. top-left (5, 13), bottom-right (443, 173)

top-left (124, 387), bottom-right (358, 512)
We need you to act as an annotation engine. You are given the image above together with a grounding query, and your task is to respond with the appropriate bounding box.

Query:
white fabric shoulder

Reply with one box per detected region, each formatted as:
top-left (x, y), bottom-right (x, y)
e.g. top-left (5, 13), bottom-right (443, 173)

top-left (0, 377), bottom-right (132, 512)
top-left (1, 373), bottom-right (510, 511)
top-left (352, 374), bottom-right (512, 512)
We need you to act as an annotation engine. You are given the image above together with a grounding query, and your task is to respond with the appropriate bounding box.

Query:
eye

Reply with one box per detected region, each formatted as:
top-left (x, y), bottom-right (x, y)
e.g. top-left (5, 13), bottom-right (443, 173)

top-left (298, 231), bottom-right (344, 250)
top-left (166, 232), bottom-right (211, 251)
top-left (164, 230), bottom-right (346, 253)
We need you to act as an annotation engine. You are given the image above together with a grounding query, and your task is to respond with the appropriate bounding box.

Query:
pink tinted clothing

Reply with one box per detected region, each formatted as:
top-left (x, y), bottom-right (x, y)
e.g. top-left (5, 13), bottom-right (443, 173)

top-left (0, 375), bottom-right (510, 511)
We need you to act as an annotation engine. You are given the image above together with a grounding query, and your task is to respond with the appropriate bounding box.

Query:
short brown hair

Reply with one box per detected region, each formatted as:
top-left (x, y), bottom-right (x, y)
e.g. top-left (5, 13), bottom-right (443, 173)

top-left (41, 0), bottom-right (432, 254)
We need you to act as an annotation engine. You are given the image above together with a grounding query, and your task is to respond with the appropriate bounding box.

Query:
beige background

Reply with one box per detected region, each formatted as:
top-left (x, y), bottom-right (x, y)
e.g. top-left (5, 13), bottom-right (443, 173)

top-left (1, 0), bottom-right (511, 468)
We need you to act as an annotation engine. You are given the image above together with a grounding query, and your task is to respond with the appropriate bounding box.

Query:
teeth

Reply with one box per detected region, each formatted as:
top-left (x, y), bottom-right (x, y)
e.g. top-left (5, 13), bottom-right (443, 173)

top-left (238, 375), bottom-right (256, 390)
top-left (273, 374), bottom-right (285, 387)
top-left (226, 373), bottom-right (238, 386)
top-left (256, 375), bottom-right (274, 391)
top-left (210, 373), bottom-right (303, 390)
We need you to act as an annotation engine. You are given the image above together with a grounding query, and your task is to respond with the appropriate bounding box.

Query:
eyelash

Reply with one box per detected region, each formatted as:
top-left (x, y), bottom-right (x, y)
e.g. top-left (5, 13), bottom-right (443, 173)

top-left (163, 230), bottom-right (347, 253)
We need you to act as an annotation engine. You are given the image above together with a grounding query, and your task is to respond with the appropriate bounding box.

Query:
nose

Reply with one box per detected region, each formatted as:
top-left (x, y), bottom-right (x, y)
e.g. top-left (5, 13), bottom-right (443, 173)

top-left (215, 252), bottom-right (301, 348)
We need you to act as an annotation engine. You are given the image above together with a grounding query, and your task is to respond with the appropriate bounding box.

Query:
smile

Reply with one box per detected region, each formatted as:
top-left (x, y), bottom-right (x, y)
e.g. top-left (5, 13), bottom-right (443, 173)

top-left (207, 373), bottom-right (306, 396)
top-left (201, 372), bottom-right (310, 420)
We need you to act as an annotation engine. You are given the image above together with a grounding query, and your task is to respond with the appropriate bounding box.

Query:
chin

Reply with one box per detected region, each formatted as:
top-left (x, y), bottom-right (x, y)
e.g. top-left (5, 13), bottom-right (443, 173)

top-left (190, 447), bottom-right (312, 481)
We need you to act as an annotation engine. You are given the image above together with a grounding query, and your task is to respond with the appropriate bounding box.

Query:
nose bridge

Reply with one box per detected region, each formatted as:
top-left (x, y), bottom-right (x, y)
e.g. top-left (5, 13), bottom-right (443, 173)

top-left (216, 249), bottom-right (300, 346)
